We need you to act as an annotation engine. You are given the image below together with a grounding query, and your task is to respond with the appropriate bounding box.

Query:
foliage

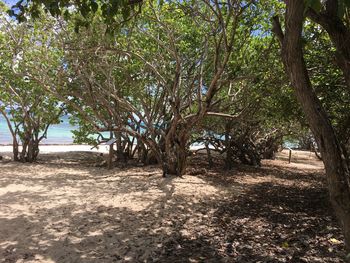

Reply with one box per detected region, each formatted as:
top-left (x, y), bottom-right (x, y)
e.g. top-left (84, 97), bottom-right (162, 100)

top-left (1, 0), bottom-right (350, 256)
top-left (304, 17), bottom-right (350, 158)
top-left (0, 8), bottom-right (64, 162)
top-left (305, 0), bottom-right (350, 18)
top-left (8, 0), bottom-right (143, 33)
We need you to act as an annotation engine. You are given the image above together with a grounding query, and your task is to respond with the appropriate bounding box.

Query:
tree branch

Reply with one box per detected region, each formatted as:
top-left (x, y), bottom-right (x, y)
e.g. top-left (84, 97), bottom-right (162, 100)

top-left (272, 16), bottom-right (284, 45)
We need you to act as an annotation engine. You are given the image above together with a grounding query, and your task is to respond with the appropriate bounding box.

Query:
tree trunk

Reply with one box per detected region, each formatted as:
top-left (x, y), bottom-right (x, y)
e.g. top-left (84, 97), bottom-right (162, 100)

top-left (19, 138), bottom-right (40, 162)
top-left (27, 139), bottom-right (35, 162)
top-left (225, 122), bottom-right (234, 169)
top-left (114, 131), bottom-right (126, 162)
top-left (12, 138), bottom-right (19, 162)
top-left (262, 137), bottom-right (280, 159)
top-left (20, 138), bottom-right (29, 162)
top-left (162, 131), bottom-right (188, 177)
top-left (273, 0), bottom-right (350, 254)
top-left (108, 144), bottom-right (114, 169)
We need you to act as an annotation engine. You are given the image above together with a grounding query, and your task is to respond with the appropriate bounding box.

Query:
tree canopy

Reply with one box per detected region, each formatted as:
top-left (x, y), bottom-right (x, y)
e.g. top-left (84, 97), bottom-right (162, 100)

top-left (1, 0), bottom-right (350, 258)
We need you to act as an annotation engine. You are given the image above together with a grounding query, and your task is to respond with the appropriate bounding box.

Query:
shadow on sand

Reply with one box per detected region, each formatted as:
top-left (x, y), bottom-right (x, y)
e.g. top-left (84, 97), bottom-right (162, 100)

top-left (0, 152), bottom-right (346, 262)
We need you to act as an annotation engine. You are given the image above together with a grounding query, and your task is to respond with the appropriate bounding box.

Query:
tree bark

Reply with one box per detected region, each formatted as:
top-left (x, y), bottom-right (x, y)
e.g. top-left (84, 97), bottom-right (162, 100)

top-left (114, 131), bottom-right (126, 162)
top-left (162, 130), bottom-right (188, 177)
top-left (12, 138), bottom-right (19, 162)
top-left (225, 122), bottom-right (234, 170)
top-left (19, 137), bottom-right (40, 162)
top-left (273, 0), bottom-right (350, 254)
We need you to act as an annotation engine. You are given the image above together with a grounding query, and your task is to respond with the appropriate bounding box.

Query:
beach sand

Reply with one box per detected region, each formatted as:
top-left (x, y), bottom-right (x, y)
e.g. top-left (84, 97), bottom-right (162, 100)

top-left (0, 144), bottom-right (109, 155)
top-left (0, 147), bottom-right (345, 262)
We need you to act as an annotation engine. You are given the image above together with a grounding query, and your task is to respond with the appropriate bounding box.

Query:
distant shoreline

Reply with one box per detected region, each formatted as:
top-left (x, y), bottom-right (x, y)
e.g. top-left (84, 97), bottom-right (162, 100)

top-left (0, 143), bottom-right (78, 146)
top-left (0, 144), bottom-right (109, 154)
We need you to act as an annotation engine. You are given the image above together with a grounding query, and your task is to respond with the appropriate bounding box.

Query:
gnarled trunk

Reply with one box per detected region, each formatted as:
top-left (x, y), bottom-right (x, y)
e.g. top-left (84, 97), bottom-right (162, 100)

top-left (273, 0), bottom-right (350, 254)
top-left (262, 136), bottom-right (281, 160)
top-left (114, 131), bottom-right (127, 163)
top-left (20, 137), bottom-right (40, 162)
top-left (162, 130), bottom-right (188, 177)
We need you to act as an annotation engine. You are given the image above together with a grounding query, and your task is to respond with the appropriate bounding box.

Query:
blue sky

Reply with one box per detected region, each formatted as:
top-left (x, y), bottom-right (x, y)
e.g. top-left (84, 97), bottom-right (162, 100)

top-left (3, 0), bottom-right (18, 6)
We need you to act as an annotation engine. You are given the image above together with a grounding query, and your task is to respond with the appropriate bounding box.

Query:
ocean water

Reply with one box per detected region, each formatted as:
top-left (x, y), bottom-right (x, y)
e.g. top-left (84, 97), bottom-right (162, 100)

top-left (1, 114), bottom-right (298, 147)
top-left (0, 115), bottom-right (76, 145)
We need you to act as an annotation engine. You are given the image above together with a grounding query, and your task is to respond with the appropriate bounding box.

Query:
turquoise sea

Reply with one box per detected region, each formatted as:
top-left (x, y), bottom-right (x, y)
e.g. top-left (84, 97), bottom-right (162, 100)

top-left (1, 114), bottom-right (299, 147)
top-left (0, 115), bottom-right (76, 145)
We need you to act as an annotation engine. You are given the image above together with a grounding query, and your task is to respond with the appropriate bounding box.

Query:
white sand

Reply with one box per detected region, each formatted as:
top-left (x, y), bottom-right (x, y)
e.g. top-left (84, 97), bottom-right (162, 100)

top-left (0, 152), bottom-right (235, 262)
top-left (0, 147), bottom-right (327, 262)
top-left (0, 144), bottom-right (109, 155)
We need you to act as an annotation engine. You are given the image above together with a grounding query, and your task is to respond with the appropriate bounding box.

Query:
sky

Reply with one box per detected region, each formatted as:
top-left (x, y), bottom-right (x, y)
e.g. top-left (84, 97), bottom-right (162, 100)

top-left (3, 0), bottom-right (18, 6)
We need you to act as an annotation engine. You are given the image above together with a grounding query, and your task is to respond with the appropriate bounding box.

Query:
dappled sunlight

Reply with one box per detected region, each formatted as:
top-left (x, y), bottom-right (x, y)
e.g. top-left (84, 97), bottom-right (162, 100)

top-left (0, 156), bottom-right (237, 262)
top-left (1, 0), bottom-right (350, 260)
top-left (0, 151), bottom-right (345, 262)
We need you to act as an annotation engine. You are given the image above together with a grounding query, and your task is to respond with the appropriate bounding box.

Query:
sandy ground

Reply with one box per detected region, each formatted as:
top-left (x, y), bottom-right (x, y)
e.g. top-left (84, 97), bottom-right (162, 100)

top-left (0, 148), bottom-right (345, 262)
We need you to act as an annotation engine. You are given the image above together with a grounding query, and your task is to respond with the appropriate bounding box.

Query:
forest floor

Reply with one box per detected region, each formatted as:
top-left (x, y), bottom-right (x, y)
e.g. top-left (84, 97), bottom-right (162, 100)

top-left (0, 149), bottom-right (346, 262)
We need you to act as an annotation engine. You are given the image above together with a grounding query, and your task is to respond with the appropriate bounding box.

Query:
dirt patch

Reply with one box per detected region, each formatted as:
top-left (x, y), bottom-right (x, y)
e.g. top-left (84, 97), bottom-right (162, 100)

top-left (0, 151), bottom-right (346, 262)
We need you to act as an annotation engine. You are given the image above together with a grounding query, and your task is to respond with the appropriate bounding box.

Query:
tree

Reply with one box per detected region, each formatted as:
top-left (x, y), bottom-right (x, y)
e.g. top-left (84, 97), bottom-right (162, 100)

top-left (306, 0), bottom-right (350, 92)
top-left (0, 7), bottom-right (64, 162)
top-left (27, 0), bottom-right (259, 176)
top-left (303, 20), bottom-right (350, 160)
top-left (191, 2), bottom-right (303, 169)
top-left (8, 0), bottom-right (143, 29)
top-left (272, 0), bottom-right (350, 255)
